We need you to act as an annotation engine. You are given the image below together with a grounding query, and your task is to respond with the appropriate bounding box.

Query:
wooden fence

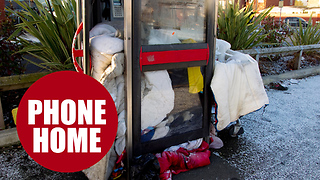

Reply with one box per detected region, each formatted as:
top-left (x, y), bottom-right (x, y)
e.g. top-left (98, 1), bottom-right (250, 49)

top-left (0, 72), bottom-right (51, 129)
top-left (238, 44), bottom-right (320, 70)
top-left (1, 44), bottom-right (320, 130)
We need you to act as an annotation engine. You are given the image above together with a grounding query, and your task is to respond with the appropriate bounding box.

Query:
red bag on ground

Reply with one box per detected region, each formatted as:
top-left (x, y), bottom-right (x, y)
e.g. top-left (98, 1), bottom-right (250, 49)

top-left (156, 141), bottom-right (211, 180)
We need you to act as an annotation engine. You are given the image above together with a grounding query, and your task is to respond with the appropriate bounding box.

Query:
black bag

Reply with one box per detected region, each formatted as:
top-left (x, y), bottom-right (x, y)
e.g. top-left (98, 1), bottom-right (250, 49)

top-left (130, 153), bottom-right (160, 180)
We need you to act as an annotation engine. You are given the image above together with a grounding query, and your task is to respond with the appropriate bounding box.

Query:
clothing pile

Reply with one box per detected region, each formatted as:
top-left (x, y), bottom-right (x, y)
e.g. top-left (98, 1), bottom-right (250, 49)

top-left (82, 22), bottom-right (268, 179)
top-left (156, 139), bottom-right (211, 180)
top-left (83, 23), bottom-right (176, 180)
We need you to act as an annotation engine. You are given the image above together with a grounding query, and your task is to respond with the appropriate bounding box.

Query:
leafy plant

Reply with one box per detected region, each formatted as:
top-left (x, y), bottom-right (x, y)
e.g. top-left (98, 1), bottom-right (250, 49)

top-left (0, 11), bottom-right (25, 77)
top-left (217, 2), bottom-right (272, 50)
top-left (260, 15), bottom-right (292, 48)
top-left (7, 0), bottom-right (77, 71)
top-left (288, 15), bottom-right (320, 46)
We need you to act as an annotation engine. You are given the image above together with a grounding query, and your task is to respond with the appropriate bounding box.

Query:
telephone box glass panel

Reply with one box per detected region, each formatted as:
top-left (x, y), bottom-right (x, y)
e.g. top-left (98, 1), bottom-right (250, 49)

top-left (141, 0), bottom-right (206, 45)
top-left (140, 68), bottom-right (204, 142)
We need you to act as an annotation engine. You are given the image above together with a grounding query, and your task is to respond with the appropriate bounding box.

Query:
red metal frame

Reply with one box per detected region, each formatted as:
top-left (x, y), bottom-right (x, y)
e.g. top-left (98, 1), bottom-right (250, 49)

top-left (140, 44), bottom-right (209, 71)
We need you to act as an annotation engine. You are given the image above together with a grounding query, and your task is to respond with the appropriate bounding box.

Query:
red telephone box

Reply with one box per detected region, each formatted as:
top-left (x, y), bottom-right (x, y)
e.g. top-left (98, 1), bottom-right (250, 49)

top-left (76, 0), bottom-right (218, 178)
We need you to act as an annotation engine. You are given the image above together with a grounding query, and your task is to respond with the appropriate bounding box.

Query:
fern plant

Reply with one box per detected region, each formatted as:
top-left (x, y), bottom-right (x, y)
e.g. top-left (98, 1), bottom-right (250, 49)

top-left (217, 3), bottom-right (272, 50)
top-left (7, 0), bottom-right (77, 71)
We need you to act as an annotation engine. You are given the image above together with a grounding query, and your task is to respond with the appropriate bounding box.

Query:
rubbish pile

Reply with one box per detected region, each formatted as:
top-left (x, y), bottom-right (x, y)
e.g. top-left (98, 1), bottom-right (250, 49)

top-left (83, 22), bottom-right (268, 180)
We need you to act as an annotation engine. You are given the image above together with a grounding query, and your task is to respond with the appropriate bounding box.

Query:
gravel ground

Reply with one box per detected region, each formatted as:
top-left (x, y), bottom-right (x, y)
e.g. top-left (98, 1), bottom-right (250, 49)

top-left (0, 144), bottom-right (88, 180)
top-left (259, 51), bottom-right (320, 76)
top-left (216, 75), bottom-right (320, 179)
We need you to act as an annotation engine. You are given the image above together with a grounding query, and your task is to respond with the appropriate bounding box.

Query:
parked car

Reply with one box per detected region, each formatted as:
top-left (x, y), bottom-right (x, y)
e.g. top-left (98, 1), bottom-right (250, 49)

top-left (284, 17), bottom-right (308, 27)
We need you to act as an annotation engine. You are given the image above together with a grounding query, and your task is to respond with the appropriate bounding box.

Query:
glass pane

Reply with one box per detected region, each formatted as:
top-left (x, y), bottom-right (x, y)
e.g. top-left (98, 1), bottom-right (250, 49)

top-left (140, 68), bottom-right (203, 142)
top-left (141, 0), bottom-right (206, 45)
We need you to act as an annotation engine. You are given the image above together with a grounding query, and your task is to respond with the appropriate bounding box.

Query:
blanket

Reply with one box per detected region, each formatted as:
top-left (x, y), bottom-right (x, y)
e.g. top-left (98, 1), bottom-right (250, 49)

top-left (211, 50), bottom-right (269, 131)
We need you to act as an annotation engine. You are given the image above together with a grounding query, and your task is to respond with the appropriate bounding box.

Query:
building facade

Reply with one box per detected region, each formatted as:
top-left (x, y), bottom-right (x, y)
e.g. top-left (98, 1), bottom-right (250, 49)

top-left (246, 0), bottom-right (295, 11)
top-left (243, 0), bottom-right (320, 24)
top-left (267, 0), bottom-right (295, 7)
top-left (307, 0), bottom-right (320, 7)
top-left (247, 0), bottom-right (320, 9)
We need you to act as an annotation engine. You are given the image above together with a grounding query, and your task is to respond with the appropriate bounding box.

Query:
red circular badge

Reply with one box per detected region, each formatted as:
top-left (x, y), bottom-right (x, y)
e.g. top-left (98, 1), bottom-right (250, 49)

top-left (16, 71), bottom-right (118, 172)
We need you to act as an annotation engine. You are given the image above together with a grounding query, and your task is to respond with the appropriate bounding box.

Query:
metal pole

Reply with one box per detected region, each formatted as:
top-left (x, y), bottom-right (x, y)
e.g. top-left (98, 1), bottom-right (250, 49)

top-left (124, 0), bottom-right (133, 178)
top-left (279, 0), bottom-right (284, 30)
top-left (225, 0), bottom-right (227, 10)
top-left (279, 8), bottom-right (282, 22)
top-left (279, 7), bottom-right (282, 30)
top-left (0, 97), bottom-right (5, 130)
top-left (82, 0), bottom-right (91, 75)
top-left (212, 0), bottom-right (218, 76)
top-left (255, 0), bottom-right (258, 11)
top-left (205, 0), bottom-right (218, 143)
top-left (76, 0), bottom-right (82, 69)
top-left (76, 0), bottom-right (82, 45)
top-left (213, 0), bottom-right (218, 90)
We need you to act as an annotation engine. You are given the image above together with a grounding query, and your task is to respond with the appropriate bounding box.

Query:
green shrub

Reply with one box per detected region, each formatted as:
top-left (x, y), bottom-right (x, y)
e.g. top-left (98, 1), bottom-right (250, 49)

top-left (289, 15), bottom-right (320, 46)
top-left (0, 11), bottom-right (25, 77)
top-left (260, 15), bottom-right (292, 48)
top-left (7, 0), bottom-right (77, 71)
top-left (218, 3), bottom-right (272, 50)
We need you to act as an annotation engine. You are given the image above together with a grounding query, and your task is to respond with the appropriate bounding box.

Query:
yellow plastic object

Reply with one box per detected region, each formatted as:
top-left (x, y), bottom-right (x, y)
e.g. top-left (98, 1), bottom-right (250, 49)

top-left (187, 66), bottom-right (204, 94)
top-left (12, 107), bottom-right (18, 125)
top-left (181, 39), bottom-right (204, 94)
top-left (181, 38), bottom-right (197, 44)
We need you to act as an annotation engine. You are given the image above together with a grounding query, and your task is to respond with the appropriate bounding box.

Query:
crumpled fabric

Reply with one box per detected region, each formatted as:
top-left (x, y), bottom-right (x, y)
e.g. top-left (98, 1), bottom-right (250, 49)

top-left (156, 141), bottom-right (211, 180)
top-left (88, 24), bottom-right (178, 180)
top-left (215, 39), bottom-right (231, 62)
top-left (209, 123), bottom-right (223, 149)
top-left (140, 29), bottom-right (178, 131)
top-left (164, 138), bottom-right (203, 152)
top-left (89, 22), bottom-right (117, 38)
top-left (89, 23), bottom-right (123, 81)
top-left (131, 153), bottom-right (161, 180)
top-left (141, 71), bottom-right (175, 130)
top-left (211, 50), bottom-right (269, 131)
top-left (86, 24), bottom-right (125, 180)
